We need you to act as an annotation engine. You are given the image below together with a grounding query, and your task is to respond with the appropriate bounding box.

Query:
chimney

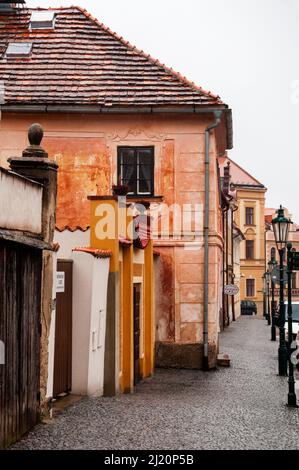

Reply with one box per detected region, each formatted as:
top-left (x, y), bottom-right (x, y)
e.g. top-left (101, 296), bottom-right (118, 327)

top-left (223, 161), bottom-right (231, 196)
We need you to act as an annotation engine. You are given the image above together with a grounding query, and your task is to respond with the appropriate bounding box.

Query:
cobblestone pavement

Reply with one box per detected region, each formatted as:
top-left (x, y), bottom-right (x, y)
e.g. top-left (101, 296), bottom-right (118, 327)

top-left (11, 316), bottom-right (299, 450)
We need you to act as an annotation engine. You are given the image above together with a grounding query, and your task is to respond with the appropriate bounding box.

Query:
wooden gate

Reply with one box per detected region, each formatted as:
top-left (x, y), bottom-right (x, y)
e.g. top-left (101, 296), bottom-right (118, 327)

top-left (0, 240), bottom-right (42, 449)
top-left (53, 260), bottom-right (73, 397)
top-left (133, 284), bottom-right (141, 385)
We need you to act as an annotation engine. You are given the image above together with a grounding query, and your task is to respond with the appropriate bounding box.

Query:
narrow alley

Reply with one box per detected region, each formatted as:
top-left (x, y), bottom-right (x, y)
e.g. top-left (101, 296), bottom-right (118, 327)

top-left (11, 317), bottom-right (299, 451)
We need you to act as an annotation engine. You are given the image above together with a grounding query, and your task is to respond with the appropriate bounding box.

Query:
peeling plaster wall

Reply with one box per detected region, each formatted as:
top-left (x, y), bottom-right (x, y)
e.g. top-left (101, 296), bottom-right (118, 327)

top-left (1, 112), bottom-right (226, 368)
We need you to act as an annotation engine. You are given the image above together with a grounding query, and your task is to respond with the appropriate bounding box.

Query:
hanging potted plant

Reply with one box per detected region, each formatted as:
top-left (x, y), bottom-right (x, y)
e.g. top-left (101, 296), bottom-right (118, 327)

top-left (112, 177), bottom-right (129, 196)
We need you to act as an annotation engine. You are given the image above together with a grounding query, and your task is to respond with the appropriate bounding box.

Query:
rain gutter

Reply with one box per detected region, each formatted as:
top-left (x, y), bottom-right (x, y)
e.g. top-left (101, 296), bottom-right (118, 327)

top-left (1, 104), bottom-right (233, 149)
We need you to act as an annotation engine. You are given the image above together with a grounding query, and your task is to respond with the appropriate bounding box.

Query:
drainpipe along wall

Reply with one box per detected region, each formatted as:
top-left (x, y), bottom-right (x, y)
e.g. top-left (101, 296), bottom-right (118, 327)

top-left (231, 205), bottom-right (238, 322)
top-left (203, 111), bottom-right (222, 371)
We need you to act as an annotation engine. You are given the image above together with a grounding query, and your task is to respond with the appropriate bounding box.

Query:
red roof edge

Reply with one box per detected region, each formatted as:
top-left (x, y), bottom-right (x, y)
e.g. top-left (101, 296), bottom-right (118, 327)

top-left (73, 247), bottom-right (112, 258)
top-left (228, 157), bottom-right (265, 187)
top-left (56, 225), bottom-right (90, 232)
top-left (74, 5), bottom-right (223, 103)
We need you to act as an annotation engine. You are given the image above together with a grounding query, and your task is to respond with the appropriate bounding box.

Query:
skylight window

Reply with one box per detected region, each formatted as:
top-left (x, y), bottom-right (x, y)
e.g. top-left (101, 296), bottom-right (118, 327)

top-left (6, 42), bottom-right (32, 58)
top-left (30, 11), bottom-right (55, 30)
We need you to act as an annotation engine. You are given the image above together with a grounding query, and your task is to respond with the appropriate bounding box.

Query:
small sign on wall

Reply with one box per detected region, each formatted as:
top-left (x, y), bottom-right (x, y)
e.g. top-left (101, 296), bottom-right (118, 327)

top-left (224, 284), bottom-right (239, 296)
top-left (56, 272), bottom-right (65, 293)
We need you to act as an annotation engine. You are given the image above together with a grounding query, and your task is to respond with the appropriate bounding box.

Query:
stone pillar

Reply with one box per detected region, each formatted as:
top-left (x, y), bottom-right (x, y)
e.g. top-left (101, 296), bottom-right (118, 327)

top-left (8, 124), bottom-right (58, 416)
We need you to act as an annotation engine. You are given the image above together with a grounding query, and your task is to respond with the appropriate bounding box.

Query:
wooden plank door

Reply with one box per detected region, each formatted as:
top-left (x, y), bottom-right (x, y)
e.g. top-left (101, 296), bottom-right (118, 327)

top-left (0, 240), bottom-right (42, 449)
top-left (133, 284), bottom-right (141, 385)
top-left (53, 260), bottom-right (73, 397)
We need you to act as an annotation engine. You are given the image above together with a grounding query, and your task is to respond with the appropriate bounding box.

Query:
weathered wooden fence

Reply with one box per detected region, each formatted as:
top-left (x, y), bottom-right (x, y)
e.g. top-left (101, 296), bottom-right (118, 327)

top-left (0, 239), bottom-right (42, 448)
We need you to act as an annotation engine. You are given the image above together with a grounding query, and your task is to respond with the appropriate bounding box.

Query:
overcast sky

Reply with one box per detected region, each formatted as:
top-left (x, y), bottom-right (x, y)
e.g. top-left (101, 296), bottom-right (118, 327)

top-left (27, 0), bottom-right (299, 221)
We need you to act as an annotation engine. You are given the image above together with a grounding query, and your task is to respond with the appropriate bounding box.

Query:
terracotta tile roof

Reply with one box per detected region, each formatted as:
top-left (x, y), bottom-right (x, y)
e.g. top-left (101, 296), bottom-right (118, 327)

top-left (55, 224), bottom-right (90, 232)
top-left (73, 247), bottom-right (112, 258)
top-left (0, 6), bottom-right (224, 107)
top-left (218, 155), bottom-right (265, 189)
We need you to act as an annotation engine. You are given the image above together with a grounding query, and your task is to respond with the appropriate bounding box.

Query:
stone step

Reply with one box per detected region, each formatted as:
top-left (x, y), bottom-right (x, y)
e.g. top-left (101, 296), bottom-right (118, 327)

top-left (217, 353), bottom-right (231, 367)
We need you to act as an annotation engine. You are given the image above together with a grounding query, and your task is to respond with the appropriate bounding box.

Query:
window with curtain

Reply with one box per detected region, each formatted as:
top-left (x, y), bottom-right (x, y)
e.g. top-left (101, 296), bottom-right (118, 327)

top-left (117, 147), bottom-right (154, 196)
top-left (246, 240), bottom-right (254, 259)
top-left (246, 279), bottom-right (255, 297)
top-left (245, 207), bottom-right (254, 225)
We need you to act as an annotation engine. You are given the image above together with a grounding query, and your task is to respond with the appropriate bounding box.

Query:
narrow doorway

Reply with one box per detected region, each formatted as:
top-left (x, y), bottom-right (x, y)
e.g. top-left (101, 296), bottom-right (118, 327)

top-left (53, 260), bottom-right (73, 397)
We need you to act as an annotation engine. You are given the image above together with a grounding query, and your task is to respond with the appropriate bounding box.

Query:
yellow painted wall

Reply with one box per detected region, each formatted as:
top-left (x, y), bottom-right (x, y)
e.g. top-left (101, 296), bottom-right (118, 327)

top-left (89, 196), bottom-right (154, 393)
top-left (234, 187), bottom-right (266, 314)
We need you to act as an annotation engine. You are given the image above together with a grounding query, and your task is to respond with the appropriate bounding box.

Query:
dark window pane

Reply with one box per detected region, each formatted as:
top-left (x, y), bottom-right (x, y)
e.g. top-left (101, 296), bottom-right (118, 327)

top-left (117, 147), bottom-right (154, 196)
top-left (122, 149), bottom-right (135, 165)
top-left (138, 149), bottom-right (153, 163)
top-left (139, 179), bottom-right (151, 193)
top-left (246, 240), bottom-right (254, 259)
top-left (246, 279), bottom-right (255, 297)
top-left (246, 207), bottom-right (254, 225)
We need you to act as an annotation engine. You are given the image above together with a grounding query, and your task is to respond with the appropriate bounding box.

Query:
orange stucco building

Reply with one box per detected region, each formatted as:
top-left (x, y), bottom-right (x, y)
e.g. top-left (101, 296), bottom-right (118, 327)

top-left (0, 6), bottom-right (233, 372)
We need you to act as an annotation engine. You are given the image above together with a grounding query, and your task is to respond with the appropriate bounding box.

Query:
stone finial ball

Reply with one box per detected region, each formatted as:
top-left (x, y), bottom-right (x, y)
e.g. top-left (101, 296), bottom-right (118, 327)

top-left (28, 123), bottom-right (44, 146)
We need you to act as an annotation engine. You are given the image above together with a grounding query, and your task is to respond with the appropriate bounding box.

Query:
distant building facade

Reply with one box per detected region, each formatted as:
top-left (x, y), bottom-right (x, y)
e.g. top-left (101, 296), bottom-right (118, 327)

top-left (219, 156), bottom-right (267, 315)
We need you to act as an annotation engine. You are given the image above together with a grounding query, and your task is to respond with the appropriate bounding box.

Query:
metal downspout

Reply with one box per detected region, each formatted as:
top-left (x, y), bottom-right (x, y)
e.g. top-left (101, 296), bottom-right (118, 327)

top-left (203, 111), bottom-right (222, 371)
top-left (231, 205), bottom-right (238, 321)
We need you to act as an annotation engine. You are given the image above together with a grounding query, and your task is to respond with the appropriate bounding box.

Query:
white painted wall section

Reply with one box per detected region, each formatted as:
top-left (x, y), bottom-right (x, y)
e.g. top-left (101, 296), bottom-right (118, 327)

top-left (54, 229), bottom-right (90, 259)
top-left (0, 168), bottom-right (42, 233)
top-left (72, 252), bottom-right (110, 396)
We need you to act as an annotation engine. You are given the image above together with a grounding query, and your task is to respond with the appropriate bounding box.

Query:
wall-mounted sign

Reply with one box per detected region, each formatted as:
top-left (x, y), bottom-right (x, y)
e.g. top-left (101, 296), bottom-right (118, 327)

top-left (224, 284), bottom-right (239, 296)
top-left (56, 272), bottom-right (65, 293)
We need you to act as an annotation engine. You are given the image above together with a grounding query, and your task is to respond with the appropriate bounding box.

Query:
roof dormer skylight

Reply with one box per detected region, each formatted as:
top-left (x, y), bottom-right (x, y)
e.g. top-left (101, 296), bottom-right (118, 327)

top-left (6, 42), bottom-right (32, 58)
top-left (30, 11), bottom-right (55, 30)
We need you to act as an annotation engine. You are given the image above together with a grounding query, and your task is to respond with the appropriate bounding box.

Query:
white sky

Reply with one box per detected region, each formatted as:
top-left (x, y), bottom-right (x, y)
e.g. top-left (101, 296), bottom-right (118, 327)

top-left (27, 0), bottom-right (299, 222)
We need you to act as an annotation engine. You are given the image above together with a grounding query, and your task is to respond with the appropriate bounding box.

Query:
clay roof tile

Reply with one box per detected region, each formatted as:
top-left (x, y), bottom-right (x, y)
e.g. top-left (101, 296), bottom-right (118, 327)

top-left (0, 6), bottom-right (225, 107)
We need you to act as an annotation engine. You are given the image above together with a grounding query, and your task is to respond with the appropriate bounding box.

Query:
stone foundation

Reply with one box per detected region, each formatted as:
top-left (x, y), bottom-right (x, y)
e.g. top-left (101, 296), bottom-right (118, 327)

top-left (155, 341), bottom-right (217, 370)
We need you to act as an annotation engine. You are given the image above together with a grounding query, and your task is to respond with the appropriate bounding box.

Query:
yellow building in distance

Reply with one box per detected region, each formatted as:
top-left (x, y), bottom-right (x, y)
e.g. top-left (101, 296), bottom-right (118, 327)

top-left (219, 156), bottom-right (267, 315)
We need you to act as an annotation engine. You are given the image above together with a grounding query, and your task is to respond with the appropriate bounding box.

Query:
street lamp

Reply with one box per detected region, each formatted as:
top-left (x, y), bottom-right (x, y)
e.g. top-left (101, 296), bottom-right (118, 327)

top-left (262, 273), bottom-right (267, 319)
top-left (286, 243), bottom-right (298, 407)
top-left (265, 271), bottom-right (271, 325)
top-left (268, 258), bottom-right (278, 341)
top-left (272, 206), bottom-right (293, 376)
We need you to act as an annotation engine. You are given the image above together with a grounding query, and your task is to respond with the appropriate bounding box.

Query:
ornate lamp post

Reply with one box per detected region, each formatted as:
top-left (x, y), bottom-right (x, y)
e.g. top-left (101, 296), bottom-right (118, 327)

top-left (262, 273), bottom-right (267, 319)
top-left (265, 271), bottom-right (271, 325)
top-left (272, 206), bottom-right (293, 376)
top-left (268, 258), bottom-right (278, 341)
top-left (286, 243), bottom-right (297, 407)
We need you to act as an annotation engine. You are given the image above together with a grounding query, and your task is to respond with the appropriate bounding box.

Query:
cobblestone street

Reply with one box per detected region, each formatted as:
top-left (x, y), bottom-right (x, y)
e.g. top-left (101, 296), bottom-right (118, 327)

top-left (11, 317), bottom-right (299, 450)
